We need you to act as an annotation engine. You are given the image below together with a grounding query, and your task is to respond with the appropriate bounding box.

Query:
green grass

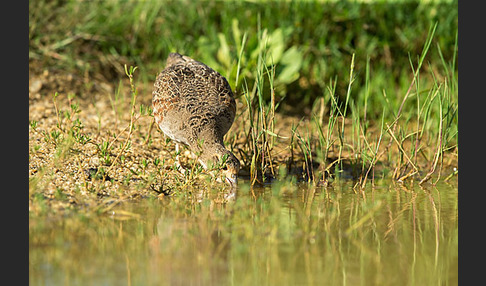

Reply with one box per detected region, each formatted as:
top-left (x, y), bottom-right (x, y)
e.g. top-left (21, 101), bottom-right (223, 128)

top-left (29, 0), bottom-right (457, 115)
top-left (229, 15), bottom-right (457, 186)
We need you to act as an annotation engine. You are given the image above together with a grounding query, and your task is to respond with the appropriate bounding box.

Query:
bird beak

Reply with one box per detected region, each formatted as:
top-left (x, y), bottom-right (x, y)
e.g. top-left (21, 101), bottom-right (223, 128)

top-left (225, 174), bottom-right (238, 187)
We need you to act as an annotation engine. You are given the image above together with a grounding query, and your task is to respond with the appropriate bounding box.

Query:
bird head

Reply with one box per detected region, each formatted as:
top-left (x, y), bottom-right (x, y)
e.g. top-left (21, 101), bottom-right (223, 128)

top-left (200, 147), bottom-right (240, 187)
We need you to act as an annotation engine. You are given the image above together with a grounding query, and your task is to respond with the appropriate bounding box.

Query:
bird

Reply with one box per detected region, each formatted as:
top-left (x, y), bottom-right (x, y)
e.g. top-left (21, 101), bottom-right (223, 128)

top-left (152, 52), bottom-right (240, 186)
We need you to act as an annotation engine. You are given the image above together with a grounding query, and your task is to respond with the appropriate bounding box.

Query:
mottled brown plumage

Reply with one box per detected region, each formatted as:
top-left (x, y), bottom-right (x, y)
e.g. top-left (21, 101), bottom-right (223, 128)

top-left (152, 53), bottom-right (239, 185)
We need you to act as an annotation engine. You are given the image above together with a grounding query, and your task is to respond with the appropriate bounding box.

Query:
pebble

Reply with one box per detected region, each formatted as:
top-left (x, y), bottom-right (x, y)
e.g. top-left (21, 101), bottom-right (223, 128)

top-left (30, 79), bottom-right (43, 93)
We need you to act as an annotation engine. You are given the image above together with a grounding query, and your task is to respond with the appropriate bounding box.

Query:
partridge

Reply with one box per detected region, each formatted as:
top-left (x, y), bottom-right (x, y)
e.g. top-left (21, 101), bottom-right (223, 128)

top-left (152, 53), bottom-right (240, 185)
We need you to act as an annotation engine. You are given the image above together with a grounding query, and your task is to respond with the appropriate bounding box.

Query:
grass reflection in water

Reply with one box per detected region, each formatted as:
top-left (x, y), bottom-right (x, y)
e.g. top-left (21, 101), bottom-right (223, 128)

top-left (29, 179), bottom-right (457, 285)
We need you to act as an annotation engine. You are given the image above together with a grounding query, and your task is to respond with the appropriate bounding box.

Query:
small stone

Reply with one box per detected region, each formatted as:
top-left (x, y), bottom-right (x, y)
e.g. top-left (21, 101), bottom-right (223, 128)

top-left (30, 80), bottom-right (43, 93)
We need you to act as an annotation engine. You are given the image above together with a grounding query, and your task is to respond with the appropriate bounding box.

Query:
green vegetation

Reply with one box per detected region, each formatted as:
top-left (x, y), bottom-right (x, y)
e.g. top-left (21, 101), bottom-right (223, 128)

top-left (29, 0), bottom-right (457, 109)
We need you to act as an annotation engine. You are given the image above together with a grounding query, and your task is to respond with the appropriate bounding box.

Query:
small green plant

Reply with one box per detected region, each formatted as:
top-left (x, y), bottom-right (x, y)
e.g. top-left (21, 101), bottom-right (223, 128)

top-left (97, 141), bottom-right (112, 165)
top-left (100, 65), bottom-right (140, 184)
top-left (30, 120), bottom-right (38, 131)
top-left (294, 128), bottom-right (314, 183)
top-left (312, 77), bottom-right (339, 182)
top-left (141, 158), bottom-right (149, 173)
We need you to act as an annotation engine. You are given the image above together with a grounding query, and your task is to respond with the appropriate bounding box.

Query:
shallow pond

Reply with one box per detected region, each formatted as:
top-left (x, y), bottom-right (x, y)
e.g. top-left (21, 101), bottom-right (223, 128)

top-left (29, 178), bottom-right (458, 285)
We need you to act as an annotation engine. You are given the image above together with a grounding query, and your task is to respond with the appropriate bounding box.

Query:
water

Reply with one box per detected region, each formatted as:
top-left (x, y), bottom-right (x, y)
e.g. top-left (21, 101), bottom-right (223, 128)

top-left (29, 179), bottom-right (458, 285)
